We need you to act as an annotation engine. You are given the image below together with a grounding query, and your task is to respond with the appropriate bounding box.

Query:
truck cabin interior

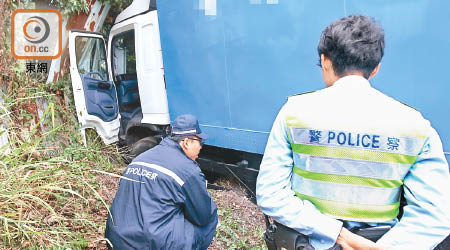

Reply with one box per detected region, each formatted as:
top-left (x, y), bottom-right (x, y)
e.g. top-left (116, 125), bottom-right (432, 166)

top-left (110, 29), bottom-right (142, 140)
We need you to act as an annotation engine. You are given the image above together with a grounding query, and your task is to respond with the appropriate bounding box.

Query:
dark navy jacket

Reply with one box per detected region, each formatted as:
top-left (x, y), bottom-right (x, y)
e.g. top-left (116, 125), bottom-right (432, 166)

top-left (105, 138), bottom-right (218, 249)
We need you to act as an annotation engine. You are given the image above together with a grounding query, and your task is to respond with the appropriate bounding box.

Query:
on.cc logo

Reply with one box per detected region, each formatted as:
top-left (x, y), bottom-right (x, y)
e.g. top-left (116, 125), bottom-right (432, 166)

top-left (23, 16), bottom-right (50, 44)
top-left (11, 9), bottom-right (62, 59)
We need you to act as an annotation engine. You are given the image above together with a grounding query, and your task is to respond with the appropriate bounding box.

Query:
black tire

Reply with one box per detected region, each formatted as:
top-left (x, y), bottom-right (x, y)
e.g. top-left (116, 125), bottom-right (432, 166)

top-left (130, 136), bottom-right (160, 158)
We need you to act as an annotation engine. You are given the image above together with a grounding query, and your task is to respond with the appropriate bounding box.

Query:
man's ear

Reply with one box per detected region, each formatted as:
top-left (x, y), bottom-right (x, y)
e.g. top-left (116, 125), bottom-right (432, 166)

top-left (320, 54), bottom-right (325, 69)
top-left (369, 64), bottom-right (380, 79)
top-left (321, 54), bottom-right (332, 71)
top-left (179, 138), bottom-right (188, 149)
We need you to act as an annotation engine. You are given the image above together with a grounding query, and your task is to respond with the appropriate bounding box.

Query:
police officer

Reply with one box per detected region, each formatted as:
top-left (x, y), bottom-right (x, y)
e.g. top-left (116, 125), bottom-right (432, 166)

top-left (105, 114), bottom-right (218, 249)
top-left (256, 15), bottom-right (450, 249)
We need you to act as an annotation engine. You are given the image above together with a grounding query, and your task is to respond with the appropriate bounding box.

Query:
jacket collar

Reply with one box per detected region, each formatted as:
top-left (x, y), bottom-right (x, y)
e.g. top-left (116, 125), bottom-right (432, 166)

top-left (332, 75), bottom-right (371, 88)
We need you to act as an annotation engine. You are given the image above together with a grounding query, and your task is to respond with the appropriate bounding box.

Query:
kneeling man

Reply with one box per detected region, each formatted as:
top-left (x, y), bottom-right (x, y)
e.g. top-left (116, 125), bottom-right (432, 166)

top-left (106, 114), bottom-right (218, 250)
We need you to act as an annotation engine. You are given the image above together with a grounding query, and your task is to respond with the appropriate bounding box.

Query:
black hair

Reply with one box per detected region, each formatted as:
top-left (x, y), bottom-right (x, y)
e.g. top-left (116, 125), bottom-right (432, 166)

top-left (317, 15), bottom-right (385, 79)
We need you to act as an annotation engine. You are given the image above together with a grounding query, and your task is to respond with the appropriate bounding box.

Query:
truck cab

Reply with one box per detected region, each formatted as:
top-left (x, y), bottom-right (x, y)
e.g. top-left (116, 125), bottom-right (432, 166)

top-left (69, 0), bottom-right (168, 153)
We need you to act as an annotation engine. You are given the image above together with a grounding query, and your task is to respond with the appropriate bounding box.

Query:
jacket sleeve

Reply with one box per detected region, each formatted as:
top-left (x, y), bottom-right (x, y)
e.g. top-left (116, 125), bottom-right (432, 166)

top-left (377, 124), bottom-right (450, 249)
top-left (256, 104), bottom-right (343, 250)
top-left (181, 172), bottom-right (218, 226)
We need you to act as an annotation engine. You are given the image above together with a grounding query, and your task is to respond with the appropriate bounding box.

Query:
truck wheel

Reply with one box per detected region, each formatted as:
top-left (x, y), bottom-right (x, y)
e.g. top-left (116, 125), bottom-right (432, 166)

top-left (130, 136), bottom-right (160, 157)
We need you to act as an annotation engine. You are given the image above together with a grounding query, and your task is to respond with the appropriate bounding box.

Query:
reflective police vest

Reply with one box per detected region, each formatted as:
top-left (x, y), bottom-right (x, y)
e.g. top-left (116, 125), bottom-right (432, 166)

top-left (285, 76), bottom-right (428, 222)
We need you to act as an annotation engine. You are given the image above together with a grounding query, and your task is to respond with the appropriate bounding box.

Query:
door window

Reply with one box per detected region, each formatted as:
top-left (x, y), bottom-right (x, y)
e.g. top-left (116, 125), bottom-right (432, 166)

top-left (112, 30), bottom-right (136, 81)
top-left (75, 36), bottom-right (108, 81)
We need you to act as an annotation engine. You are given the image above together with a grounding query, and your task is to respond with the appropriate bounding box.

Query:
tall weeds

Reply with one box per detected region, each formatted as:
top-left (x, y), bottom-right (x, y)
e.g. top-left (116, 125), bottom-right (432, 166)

top-left (0, 74), bottom-right (125, 248)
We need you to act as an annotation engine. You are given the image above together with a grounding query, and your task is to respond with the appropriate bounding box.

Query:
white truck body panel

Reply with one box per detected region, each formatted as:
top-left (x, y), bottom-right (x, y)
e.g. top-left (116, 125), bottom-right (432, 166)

top-left (133, 11), bottom-right (169, 125)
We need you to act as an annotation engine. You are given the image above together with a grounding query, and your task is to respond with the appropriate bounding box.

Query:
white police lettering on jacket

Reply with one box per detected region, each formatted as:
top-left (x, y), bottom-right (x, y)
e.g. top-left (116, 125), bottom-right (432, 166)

top-left (328, 131), bottom-right (380, 148)
top-left (308, 129), bottom-right (401, 151)
top-left (126, 167), bottom-right (158, 180)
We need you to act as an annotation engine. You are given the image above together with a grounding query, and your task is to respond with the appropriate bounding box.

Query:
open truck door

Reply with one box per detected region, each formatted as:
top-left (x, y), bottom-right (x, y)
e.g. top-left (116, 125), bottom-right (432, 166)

top-left (69, 30), bottom-right (120, 145)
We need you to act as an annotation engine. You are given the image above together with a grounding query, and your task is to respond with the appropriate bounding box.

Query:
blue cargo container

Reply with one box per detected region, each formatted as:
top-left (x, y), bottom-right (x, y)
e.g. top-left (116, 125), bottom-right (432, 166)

top-left (157, 0), bottom-right (450, 164)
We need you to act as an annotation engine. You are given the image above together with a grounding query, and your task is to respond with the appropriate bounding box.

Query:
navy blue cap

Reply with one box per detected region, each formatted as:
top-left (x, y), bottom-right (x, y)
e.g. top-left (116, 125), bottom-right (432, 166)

top-left (171, 114), bottom-right (208, 140)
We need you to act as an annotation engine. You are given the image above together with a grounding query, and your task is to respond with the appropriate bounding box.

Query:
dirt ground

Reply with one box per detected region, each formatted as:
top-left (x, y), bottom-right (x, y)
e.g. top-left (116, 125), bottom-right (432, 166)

top-left (208, 179), bottom-right (266, 249)
top-left (93, 171), bottom-right (267, 250)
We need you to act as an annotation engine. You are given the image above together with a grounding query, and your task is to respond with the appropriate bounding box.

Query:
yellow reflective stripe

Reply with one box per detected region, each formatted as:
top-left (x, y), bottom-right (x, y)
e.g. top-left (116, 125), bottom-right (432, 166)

top-left (286, 122), bottom-right (293, 144)
top-left (293, 166), bottom-right (403, 188)
top-left (286, 115), bottom-right (308, 128)
top-left (295, 192), bottom-right (400, 222)
top-left (292, 144), bottom-right (416, 165)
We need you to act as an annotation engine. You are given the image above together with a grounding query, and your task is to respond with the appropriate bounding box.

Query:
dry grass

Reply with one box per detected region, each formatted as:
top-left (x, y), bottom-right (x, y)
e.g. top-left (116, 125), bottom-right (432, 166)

top-left (0, 67), bottom-right (126, 248)
top-left (0, 121), bottom-right (126, 248)
top-left (209, 179), bottom-right (267, 250)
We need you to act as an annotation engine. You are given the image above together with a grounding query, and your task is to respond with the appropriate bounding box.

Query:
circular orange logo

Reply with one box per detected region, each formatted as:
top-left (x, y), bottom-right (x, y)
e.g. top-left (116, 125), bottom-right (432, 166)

top-left (23, 16), bottom-right (50, 44)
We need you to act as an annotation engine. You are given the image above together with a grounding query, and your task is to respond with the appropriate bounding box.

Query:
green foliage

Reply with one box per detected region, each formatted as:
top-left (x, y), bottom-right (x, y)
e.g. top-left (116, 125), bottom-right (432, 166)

top-left (102, 0), bottom-right (134, 12)
top-left (50, 0), bottom-right (90, 16)
top-left (0, 69), bottom-right (125, 248)
top-left (214, 207), bottom-right (267, 250)
top-left (100, 0), bottom-right (134, 35)
top-left (9, 0), bottom-right (133, 16)
top-left (9, 0), bottom-right (34, 10)
top-left (10, 0), bottom-right (88, 15)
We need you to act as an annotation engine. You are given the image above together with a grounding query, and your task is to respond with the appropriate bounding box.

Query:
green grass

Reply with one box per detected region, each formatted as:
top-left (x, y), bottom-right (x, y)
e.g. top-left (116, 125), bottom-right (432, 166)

top-left (212, 195), bottom-right (268, 250)
top-left (0, 122), bottom-right (121, 248)
top-left (0, 75), bottom-right (125, 248)
top-left (0, 123), bottom-right (124, 248)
